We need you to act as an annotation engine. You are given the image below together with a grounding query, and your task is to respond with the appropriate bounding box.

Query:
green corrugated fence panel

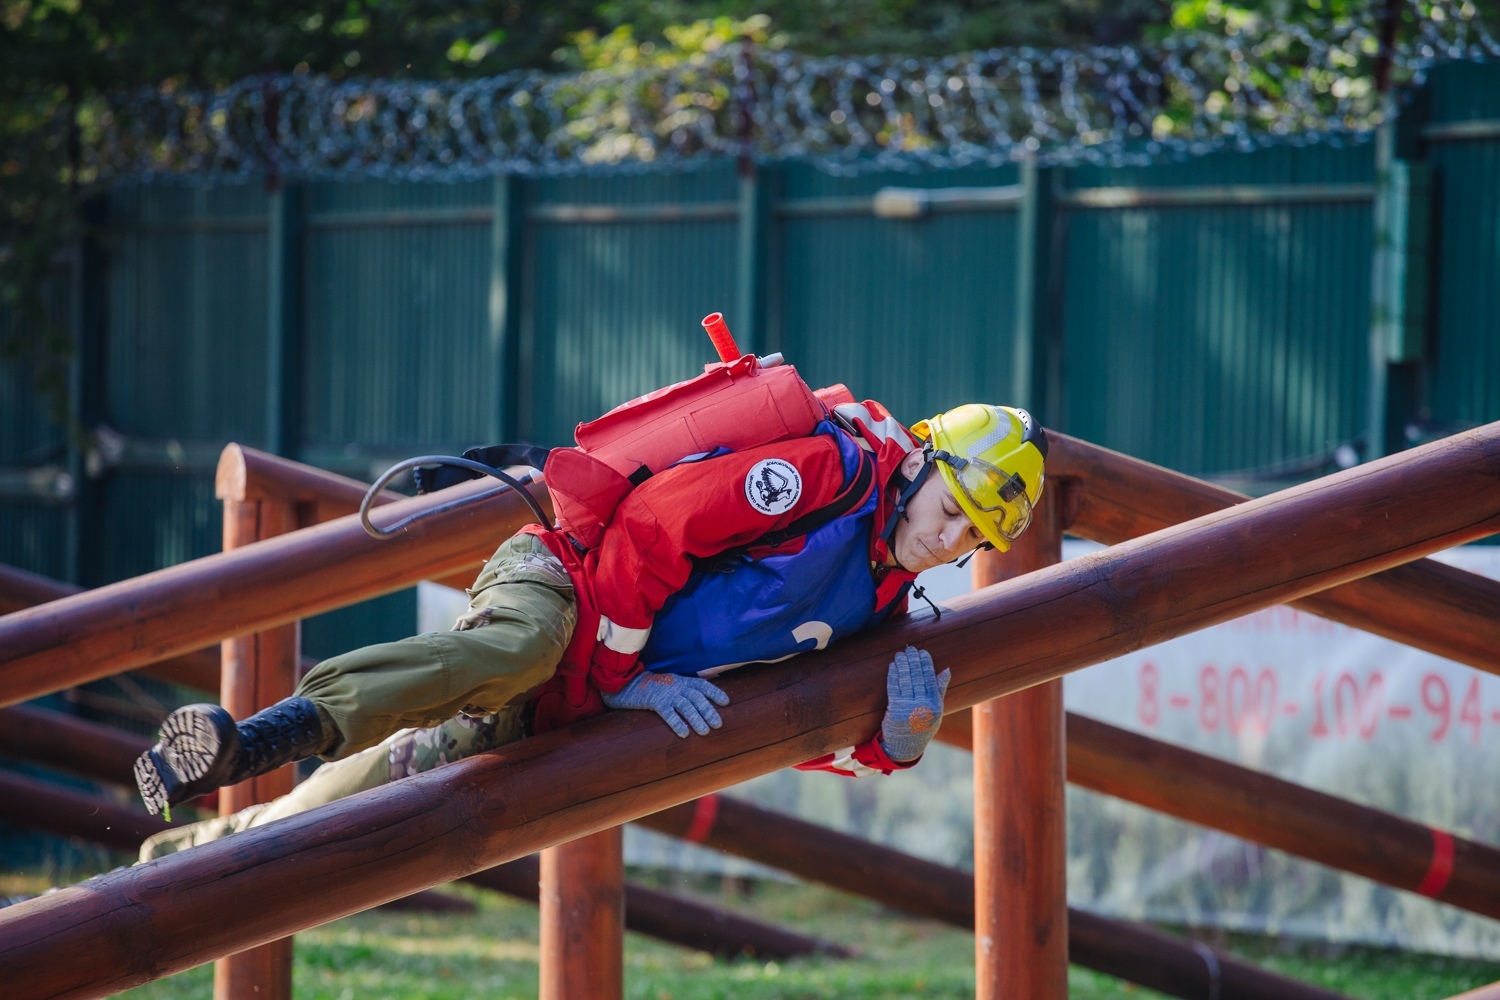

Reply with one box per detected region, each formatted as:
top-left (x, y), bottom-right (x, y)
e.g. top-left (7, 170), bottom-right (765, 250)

top-left (776, 163), bottom-right (1024, 427)
top-left (1423, 60), bottom-right (1500, 429)
top-left (0, 504), bottom-right (69, 580)
top-left (522, 167), bottom-right (740, 445)
top-left (0, 269), bottom-right (70, 466)
top-left (107, 183), bottom-right (270, 443)
top-left (1061, 145), bottom-right (1374, 475)
top-left (94, 472), bottom-right (220, 583)
top-left (302, 179), bottom-right (495, 453)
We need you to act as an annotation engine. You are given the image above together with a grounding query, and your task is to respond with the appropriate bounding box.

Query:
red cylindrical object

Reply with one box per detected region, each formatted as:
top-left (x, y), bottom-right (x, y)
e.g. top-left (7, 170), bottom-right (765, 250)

top-left (701, 312), bottom-right (742, 363)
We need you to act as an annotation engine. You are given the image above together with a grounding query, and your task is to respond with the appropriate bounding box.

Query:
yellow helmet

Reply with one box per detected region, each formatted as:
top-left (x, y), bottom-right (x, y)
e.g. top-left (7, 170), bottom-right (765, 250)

top-left (911, 404), bottom-right (1047, 553)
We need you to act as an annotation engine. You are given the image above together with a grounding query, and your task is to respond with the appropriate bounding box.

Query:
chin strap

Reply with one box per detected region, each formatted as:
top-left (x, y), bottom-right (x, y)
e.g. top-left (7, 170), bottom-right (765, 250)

top-left (878, 447), bottom-right (938, 548)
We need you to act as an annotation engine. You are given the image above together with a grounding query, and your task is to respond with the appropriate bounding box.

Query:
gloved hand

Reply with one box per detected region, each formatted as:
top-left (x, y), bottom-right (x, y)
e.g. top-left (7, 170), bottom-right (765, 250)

top-left (880, 646), bottom-right (950, 762)
top-left (600, 671), bottom-right (731, 738)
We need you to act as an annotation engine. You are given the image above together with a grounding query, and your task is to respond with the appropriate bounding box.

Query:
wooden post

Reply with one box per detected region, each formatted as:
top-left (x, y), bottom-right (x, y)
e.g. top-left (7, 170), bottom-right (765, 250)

top-left (540, 828), bottom-right (624, 1000)
top-left (971, 487), bottom-right (1066, 1000)
top-left (214, 494), bottom-right (300, 1000)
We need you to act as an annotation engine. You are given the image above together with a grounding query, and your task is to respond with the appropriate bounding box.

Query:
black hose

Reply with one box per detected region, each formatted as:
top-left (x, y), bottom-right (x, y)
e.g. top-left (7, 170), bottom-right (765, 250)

top-left (360, 456), bottom-right (550, 540)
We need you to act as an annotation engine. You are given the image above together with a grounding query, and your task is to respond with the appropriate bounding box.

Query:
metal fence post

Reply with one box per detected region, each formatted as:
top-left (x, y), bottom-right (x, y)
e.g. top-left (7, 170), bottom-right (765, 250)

top-left (265, 182), bottom-right (303, 459)
top-left (1013, 156), bottom-right (1057, 416)
top-left (489, 175), bottom-right (525, 444)
top-left (540, 827), bottom-right (625, 1000)
top-left (971, 486), bottom-right (1066, 1000)
top-left (213, 484), bottom-right (300, 1000)
top-left (66, 195), bottom-right (108, 587)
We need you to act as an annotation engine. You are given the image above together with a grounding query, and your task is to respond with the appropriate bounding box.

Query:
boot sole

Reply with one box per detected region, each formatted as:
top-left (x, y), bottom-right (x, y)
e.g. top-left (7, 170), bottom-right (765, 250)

top-left (135, 705), bottom-right (233, 816)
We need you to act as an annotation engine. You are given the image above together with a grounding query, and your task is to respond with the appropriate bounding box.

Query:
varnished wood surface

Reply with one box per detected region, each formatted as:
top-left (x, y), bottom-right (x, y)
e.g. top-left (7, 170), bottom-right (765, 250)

top-left (215, 497), bottom-right (300, 1000)
top-left (938, 710), bottom-right (1500, 920)
top-left (1049, 431), bottom-right (1500, 674)
top-left (540, 829), bottom-right (624, 1000)
top-left (0, 705), bottom-right (148, 787)
top-left (0, 475), bottom-right (553, 708)
top-left (0, 563), bottom-right (220, 693)
top-left (466, 856), bottom-right (847, 959)
top-left (971, 490), bottom-right (1067, 1000)
top-left (639, 795), bottom-right (1347, 1000)
top-left (0, 771), bottom-right (174, 853)
top-left (1, 423), bottom-right (1498, 997)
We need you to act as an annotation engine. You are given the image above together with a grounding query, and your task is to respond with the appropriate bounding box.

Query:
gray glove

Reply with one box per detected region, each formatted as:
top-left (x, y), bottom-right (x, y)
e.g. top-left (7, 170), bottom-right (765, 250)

top-left (880, 646), bottom-right (951, 762)
top-left (600, 671), bottom-right (731, 738)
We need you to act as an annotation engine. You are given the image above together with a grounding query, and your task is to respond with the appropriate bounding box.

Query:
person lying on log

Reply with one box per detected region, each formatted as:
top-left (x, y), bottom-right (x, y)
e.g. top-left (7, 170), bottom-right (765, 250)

top-left (133, 401), bottom-right (1047, 823)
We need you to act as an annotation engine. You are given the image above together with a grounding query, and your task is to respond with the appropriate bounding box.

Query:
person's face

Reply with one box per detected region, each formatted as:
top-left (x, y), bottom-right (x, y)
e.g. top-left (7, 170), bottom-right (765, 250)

top-left (887, 450), bottom-right (986, 573)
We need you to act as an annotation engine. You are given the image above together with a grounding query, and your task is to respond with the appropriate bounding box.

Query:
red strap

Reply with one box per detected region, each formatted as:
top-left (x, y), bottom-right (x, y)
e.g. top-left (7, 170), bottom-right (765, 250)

top-left (1417, 829), bottom-right (1455, 897)
top-left (684, 794), bottom-right (720, 843)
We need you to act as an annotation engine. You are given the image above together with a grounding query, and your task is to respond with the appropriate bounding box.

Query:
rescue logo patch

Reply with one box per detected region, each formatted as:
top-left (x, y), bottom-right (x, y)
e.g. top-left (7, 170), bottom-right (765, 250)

top-left (745, 458), bottom-right (802, 515)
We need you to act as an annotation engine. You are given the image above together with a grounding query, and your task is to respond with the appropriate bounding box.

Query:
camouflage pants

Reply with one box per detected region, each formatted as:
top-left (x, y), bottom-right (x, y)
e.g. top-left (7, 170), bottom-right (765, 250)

top-left (297, 532), bottom-right (577, 759)
top-left (137, 534), bottom-right (578, 863)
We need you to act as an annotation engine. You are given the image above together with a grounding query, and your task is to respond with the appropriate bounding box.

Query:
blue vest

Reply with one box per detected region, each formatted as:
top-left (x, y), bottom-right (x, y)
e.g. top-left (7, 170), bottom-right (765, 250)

top-left (641, 422), bottom-right (907, 678)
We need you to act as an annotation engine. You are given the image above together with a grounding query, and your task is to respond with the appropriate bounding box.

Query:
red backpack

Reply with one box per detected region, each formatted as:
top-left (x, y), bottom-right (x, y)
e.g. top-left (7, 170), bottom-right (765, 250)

top-left (413, 314), bottom-right (857, 549)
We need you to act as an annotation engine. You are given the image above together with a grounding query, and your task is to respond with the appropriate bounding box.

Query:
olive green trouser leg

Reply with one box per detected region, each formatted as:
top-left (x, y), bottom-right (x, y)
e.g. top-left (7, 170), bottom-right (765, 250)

top-left (138, 710), bottom-right (523, 862)
top-left (139, 534), bottom-right (578, 863)
top-left (296, 534), bottom-right (577, 760)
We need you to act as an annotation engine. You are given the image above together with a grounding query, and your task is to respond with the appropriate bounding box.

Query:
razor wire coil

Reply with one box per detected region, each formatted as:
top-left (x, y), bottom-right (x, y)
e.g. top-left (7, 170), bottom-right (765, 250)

top-left (73, 0), bottom-right (1500, 183)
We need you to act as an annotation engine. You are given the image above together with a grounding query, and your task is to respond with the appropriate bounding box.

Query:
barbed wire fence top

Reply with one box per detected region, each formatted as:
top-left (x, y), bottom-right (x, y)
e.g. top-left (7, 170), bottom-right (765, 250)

top-left (55, 0), bottom-right (1500, 183)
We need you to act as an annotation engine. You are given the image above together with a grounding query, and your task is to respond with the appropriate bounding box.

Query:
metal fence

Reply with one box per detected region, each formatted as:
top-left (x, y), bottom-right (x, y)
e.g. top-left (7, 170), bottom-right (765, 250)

top-left (2, 59), bottom-right (1498, 662)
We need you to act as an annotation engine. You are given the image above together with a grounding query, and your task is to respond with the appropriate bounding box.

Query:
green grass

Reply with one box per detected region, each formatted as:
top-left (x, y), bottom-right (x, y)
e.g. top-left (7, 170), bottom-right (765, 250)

top-left (5, 870), bottom-right (1495, 1000)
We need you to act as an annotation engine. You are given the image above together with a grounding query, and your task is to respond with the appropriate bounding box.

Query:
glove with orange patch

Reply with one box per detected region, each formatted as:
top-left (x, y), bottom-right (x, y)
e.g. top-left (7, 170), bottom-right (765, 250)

top-left (879, 646), bottom-right (950, 762)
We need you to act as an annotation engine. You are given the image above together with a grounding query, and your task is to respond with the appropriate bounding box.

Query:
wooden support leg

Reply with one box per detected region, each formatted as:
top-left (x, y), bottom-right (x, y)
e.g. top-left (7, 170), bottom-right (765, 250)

top-left (540, 827), bottom-right (625, 1000)
top-left (215, 497), bottom-right (299, 1000)
top-left (971, 488), bottom-right (1066, 1000)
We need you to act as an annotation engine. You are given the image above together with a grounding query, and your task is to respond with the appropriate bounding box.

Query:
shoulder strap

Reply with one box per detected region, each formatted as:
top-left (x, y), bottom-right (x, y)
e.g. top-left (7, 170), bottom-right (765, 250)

top-left (745, 447), bottom-right (877, 550)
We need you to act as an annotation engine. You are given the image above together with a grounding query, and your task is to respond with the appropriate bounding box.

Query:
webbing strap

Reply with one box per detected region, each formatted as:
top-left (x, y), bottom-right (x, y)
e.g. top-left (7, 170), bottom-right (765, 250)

top-left (750, 449), bottom-right (876, 550)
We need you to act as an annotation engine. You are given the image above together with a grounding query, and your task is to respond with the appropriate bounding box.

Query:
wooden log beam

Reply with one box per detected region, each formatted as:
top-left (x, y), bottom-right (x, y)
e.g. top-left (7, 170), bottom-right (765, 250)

top-left (971, 489), bottom-right (1066, 999)
top-left (1049, 432), bottom-right (1500, 675)
top-left (0, 770), bottom-right (174, 855)
top-left (1, 422), bottom-right (1497, 997)
top-left (467, 856), bottom-right (847, 960)
top-left (0, 773), bottom-right (829, 963)
top-left (936, 710), bottom-right (1500, 921)
top-left (540, 828), bottom-right (624, 1000)
top-left (218, 443), bottom-right (489, 591)
top-left (0, 563), bottom-right (219, 693)
top-left (214, 461), bottom-right (301, 1000)
top-left (0, 705), bottom-right (148, 787)
top-left (0, 474), bottom-right (553, 708)
top-left (639, 795), bottom-right (1346, 1000)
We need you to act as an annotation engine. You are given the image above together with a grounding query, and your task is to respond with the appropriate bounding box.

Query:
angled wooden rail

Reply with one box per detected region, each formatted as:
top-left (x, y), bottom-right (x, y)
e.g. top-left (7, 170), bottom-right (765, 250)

top-left (1, 422), bottom-right (1496, 998)
top-left (464, 857), bottom-right (849, 960)
top-left (1050, 432), bottom-right (1500, 674)
top-left (0, 770), bottom-right (175, 854)
top-left (0, 473), bottom-right (553, 708)
top-left (0, 704), bottom-right (147, 787)
top-left (14, 697), bottom-right (1500, 926)
top-left (0, 766), bottom-right (835, 962)
top-left (639, 794), bottom-right (1347, 1000)
top-left (937, 711), bottom-right (1500, 920)
top-left (0, 563), bottom-right (219, 693)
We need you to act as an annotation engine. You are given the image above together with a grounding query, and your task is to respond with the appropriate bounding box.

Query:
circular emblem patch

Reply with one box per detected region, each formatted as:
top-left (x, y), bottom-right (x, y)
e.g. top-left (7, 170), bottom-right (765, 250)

top-left (744, 458), bottom-right (803, 516)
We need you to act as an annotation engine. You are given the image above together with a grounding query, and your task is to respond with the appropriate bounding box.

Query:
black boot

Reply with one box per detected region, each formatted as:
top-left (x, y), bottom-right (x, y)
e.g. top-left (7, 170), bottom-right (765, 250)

top-left (134, 697), bottom-right (329, 817)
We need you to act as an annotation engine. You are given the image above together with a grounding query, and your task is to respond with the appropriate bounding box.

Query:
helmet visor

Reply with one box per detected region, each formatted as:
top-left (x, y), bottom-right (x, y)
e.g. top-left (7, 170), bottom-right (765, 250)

top-left (949, 456), bottom-right (1034, 543)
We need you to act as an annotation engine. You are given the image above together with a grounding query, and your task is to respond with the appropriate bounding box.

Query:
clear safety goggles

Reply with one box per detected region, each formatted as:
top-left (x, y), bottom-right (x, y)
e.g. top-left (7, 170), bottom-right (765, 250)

top-left (942, 453), bottom-right (1034, 543)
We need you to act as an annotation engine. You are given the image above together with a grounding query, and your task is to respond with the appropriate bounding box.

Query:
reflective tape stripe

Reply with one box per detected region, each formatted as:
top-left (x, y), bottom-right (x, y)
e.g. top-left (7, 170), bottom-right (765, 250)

top-left (834, 402), bottom-right (911, 450)
top-left (1417, 829), bottom-right (1456, 897)
top-left (597, 616), bottom-right (652, 654)
top-left (828, 747), bottom-right (882, 778)
top-left (684, 794), bottom-right (720, 843)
